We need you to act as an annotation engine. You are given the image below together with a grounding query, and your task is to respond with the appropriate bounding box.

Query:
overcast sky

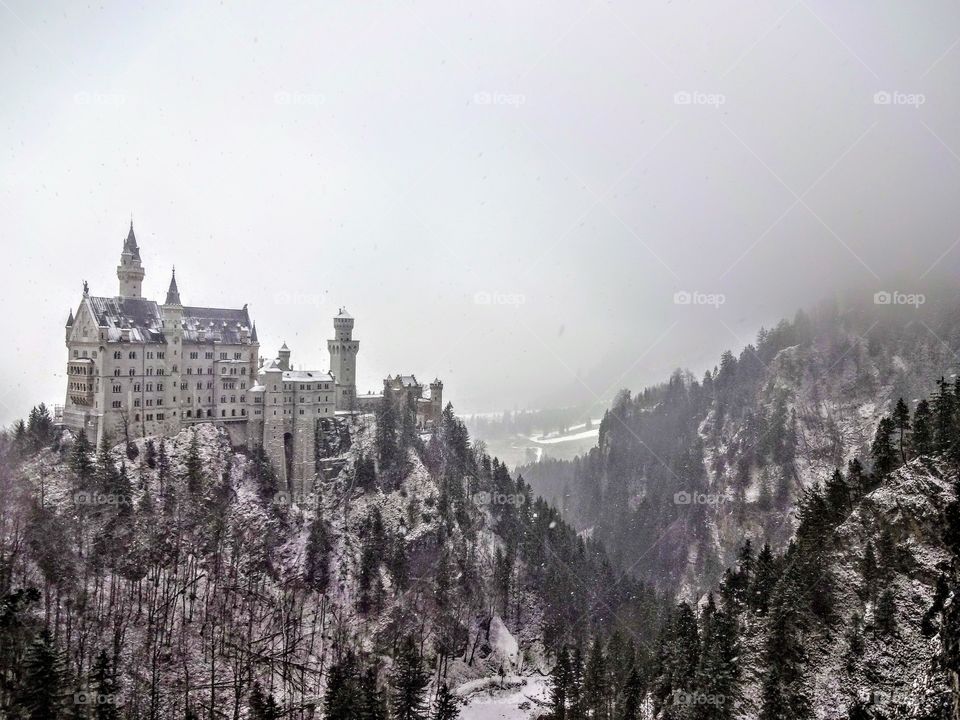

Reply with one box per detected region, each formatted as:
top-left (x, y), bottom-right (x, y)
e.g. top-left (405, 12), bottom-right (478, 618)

top-left (2, 1), bottom-right (960, 425)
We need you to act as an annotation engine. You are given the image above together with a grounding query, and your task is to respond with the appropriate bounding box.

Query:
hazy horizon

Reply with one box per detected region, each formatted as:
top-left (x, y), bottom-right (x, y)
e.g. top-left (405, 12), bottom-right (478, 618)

top-left (4, 1), bottom-right (960, 426)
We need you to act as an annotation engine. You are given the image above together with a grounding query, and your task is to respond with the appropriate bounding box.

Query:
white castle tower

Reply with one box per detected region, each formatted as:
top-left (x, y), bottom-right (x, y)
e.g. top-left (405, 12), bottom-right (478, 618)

top-left (117, 221), bottom-right (145, 298)
top-left (328, 308), bottom-right (358, 410)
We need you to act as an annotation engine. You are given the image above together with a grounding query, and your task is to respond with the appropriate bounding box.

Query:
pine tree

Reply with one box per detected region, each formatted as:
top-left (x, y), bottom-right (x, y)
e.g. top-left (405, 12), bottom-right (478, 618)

top-left (583, 638), bottom-right (607, 720)
top-left (433, 682), bottom-right (460, 720)
top-left (91, 649), bottom-right (119, 720)
top-left (15, 629), bottom-right (62, 719)
top-left (870, 417), bottom-right (896, 479)
top-left (824, 468), bottom-right (850, 523)
top-left (619, 667), bottom-right (643, 720)
top-left (932, 377), bottom-right (955, 455)
top-left (70, 429), bottom-right (96, 488)
top-left (695, 608), bottom-right (739, 720)
top-left (144, 438), bottom-right (157, 469)
top-left (759, 572), bottom-right (811, 720)
top-left (248, 681), bottom-right (281, 720)
top-left (392, 635), bottom-right (429, 720)
top-left (325, 651), bottom-right (359, 720)
top-left (550, 647), bottom-right (571, 720)
top-left (892, 398), bottom-right (910, 464)
top-left (912, 399), bottom-right (933, 458)
top-left (358, 665), bottom-right (388, 720)
top-left (750, 543), bottom-right (777, 615)
top-left (304, 512), bottom-right (332, 592)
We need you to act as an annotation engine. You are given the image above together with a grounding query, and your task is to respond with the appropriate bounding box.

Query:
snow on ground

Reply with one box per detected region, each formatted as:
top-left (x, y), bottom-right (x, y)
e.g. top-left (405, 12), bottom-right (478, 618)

top-left (458, 676), bottom-right (550, 720)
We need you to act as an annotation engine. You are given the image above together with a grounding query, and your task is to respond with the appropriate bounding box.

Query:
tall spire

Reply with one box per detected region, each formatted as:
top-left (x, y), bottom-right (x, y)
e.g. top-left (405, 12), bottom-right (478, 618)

top-left (117, 219), bottom-right (145, 297)
top-left (124, 219), bottom-right (141, 261)
top-left (165, 266), bottom-right (181, 305)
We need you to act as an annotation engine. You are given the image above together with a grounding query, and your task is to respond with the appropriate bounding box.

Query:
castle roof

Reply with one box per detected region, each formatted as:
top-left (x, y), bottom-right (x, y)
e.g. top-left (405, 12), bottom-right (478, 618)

top-left (86, 295), bottom-right (254, 344)
top-left (336, 308), bottom-right (353, 320)
top-left (181, 305), bottom-right (253, 344)
top-left (88, 296), bottom-right (165, 343)
top-left (66, 309), bottom-right (74, 327)
top-left (123, 221), bottom-right (141, 261)
top-left (250, 322), bottom-right (258, 342)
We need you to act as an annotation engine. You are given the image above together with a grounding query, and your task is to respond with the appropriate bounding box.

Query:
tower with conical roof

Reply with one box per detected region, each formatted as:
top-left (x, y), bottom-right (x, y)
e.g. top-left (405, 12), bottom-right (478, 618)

top-left (328, 308), bottom-right (358, 410)
top-left (117, 220), bottom-right (145, 298)
top-left (161, 267), bottom-right (184, 434)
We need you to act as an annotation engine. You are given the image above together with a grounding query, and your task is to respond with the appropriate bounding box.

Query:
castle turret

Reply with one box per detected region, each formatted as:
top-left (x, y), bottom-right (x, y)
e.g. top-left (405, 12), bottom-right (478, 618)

top-left (117, 221), bottom-right (145, 298)
top-left (161, 267), bottom-right (184, 435)
top-left (65, 309), bottom-right (74, 342)
top-left (328, 308), bottom-right (358, 410)
top-left (278, 342), bottom-right (291, 371)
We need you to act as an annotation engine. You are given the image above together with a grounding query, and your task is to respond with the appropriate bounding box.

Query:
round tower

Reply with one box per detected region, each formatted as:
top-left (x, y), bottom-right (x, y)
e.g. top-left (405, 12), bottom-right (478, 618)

top-left (161, 268), bottom-right (184, 435)
top-left (278, 342), bottom-right (291, 371)
top-left (117, 221), bottom-right (145, 298)
top-left (328, 308), bottom-right (358, 410)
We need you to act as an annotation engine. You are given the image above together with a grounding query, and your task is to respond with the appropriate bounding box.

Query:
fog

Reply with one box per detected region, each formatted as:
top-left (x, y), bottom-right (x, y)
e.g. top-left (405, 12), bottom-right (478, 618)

top-left (2, 1), bottom-right (960, 425)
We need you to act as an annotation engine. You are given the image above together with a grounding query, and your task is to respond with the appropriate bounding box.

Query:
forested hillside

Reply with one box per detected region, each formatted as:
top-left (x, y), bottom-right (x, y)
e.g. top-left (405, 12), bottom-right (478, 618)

top-left (0, 401), bottom-right (664, 718)
top-left (520, 297), bottom-right (960, 596)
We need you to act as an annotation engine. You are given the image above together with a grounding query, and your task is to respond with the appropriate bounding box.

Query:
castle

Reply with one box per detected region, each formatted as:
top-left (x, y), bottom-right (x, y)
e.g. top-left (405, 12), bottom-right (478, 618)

top-left (63, 223), bottom-right (442, 492)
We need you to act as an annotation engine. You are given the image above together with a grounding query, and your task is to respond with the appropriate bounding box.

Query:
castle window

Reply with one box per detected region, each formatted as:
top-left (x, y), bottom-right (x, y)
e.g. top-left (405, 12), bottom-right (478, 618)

top-left (234, 352), bottom-right (241, 360)
top-left (221, 410), bottom-right (226, 417)
top-left (129, 368), bottom-right (135, 376)
top-left (221, 396), bottom-right (226, 403)
top-left (157, 399), bottom-right (163, 406)
top-left (231, 409), bottom-right (236, 416)
top-left (134, 399), bottom-right (141, 407)
top-left (129, 351), bottom-right (136, 359)
top-left (196, 382), bottom-right (202, 390)
top-left (241, 409), bottom-right (246, 416)
top-left (220, 352), bottom-right (227, 360)
top-left (146, 399), bottom-right (153, 406)
top-left (241, 367), bottom-right (247, 375)
top-left (112, 385), bottom-right (121, 393)
top-left (146, 383), bottom-right (153, 392)
top-left (157, 352), bottom-right (165, 359)
top-left (190, 352), bottom-right (198, 360)
top-left (157, 383), bottom-right (164, 391)
top-left (186, 410), bottom-right (192, 417)
top-left (146, 414), bottom-right (153, 421)
top-left (114, 368), bottom-right (120, 376)
top-left (112, 400), bottom-right (121, 408)
top-left (300, 409), bottom-right (304, 415)
top-left (207, 410), bottom-right (212, 417)
top-left (146, 351), bottom-right (153, 359)
top-left (114, 351), bottom-right (122, 359)
top-left (157, 413), bottom-right (164, 421)
top-left (134, 383), bottom-right (141, 392)
top-left (240, 396), bottom-right (245, 403)
top-left (205, 352), bottom-right (213, 359)
top-left (73, 350), bottom-right (79, 358)
top-left (135, 414), bottom-right (140, 421)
